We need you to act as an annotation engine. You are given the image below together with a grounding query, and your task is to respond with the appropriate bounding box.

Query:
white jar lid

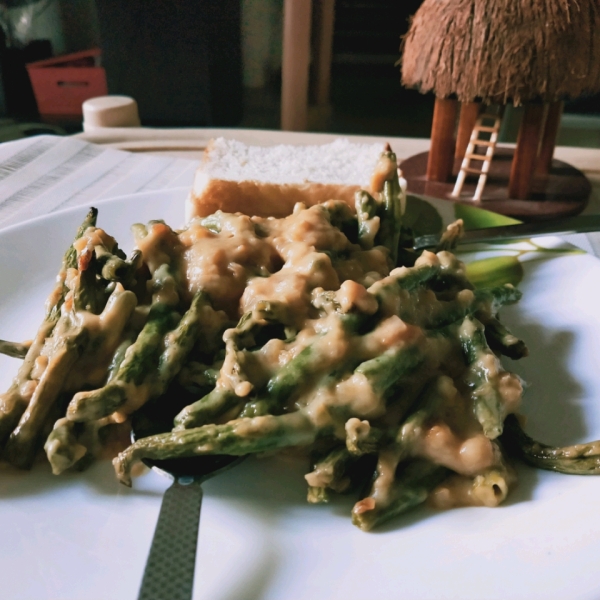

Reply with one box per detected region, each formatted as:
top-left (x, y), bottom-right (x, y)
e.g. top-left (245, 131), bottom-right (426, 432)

top-left (82, 96), bottom-right (141, 130)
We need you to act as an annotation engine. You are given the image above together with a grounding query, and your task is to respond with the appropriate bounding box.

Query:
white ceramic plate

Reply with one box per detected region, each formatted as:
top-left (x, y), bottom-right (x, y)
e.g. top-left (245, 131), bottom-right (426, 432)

top-left (2, 190), bottom-right (600, 600)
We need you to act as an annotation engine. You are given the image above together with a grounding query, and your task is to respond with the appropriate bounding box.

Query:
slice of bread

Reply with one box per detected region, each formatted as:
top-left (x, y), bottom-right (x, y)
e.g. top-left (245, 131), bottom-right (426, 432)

top-left (186, 137), bottom-right (402, 220)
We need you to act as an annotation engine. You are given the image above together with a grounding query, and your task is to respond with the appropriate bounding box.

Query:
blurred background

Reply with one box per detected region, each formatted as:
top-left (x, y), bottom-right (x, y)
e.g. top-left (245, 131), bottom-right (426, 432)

top-left (0, 0), bottom-right (597, 145)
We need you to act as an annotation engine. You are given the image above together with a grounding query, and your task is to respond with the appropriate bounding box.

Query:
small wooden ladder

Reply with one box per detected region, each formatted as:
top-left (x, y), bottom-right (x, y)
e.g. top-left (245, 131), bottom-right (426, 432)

top-left (451, 110), bottom-right (503, 202)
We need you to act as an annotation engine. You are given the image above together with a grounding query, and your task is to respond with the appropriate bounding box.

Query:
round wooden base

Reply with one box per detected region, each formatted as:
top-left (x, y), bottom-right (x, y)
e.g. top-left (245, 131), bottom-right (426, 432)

top-left (400, 148), bottom-right (591, 221)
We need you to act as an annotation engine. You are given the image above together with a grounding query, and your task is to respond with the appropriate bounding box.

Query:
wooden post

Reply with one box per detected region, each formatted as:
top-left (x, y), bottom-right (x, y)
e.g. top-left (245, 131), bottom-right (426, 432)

top-left (535, 101), bottom-right (563, 175)
top-left (281, 0), bottom-right (312, 131)
top-left (455, 102), bottom-right (480, 161)
top-left (508, 102), bottom-right (545, 200)
top-left (426, 97), bottom-right (458, 182)
top-left (311, 0), bottom-right (335, 107)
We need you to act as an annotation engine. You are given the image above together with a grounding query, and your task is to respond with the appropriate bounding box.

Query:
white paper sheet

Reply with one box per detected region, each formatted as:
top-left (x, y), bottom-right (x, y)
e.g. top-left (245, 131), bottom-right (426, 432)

top-left (0, 135), bottom-right (197, 229)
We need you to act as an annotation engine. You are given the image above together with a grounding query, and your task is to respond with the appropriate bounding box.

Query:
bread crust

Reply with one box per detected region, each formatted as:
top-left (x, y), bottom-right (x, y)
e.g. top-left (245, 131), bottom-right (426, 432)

top-left (188, 179), bottom-right (362, 218)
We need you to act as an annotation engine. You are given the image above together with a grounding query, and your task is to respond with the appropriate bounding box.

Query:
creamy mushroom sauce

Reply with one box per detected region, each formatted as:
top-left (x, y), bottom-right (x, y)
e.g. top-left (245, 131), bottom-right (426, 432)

top-left (127, 200), bottom-right (521, 509)
top-left (14, 198), bottom-right (520, 508)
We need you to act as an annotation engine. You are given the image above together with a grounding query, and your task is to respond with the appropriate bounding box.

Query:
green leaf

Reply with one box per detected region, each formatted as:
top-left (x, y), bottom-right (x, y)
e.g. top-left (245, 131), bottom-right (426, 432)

top-left (454, 203), bottom-right (520, 230)
top-left (404, 195), bottom-right (444, 236)
top-left (465, 256), bottom-right (524, 289)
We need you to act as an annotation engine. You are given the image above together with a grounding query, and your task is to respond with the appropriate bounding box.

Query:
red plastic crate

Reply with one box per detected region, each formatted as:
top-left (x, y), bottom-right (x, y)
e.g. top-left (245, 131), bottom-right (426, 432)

top-left (26, 48), bottom-right (108, 116)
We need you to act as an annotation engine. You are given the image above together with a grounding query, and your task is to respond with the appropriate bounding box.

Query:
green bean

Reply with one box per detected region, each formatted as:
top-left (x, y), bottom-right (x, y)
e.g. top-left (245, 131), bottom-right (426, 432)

top-left (234, 310), bottom-right (425, 428)
top-left (478, 284), bottom-right (522, 313)
top-left (352, 459), bottom-right (449, 531)
top-left (45, 414), bottom-right (120, 475)
top-left (0, 339), bottom-right (30, 359)
top-left (355, 190), bottom-right (379, 249)
top-left (230, 301), bottom-right (289, 347)
top-left (310, 289), bottom-right (342, 319)
top-left (44, 418), bottom-right (88, 475)
top-left (355, 344), bottom-right (424, 399)
top-left (408, 284), bottom-right (522, 330)
top-left (307, 485), bottom-right (330, 504)
top-left (501, 414), bottom-right (600, 474)
top-left (435, 219), bottom-right (464, 252)
top-left (470, 462), bottom-right (512, 506)
top-left (310, 290), bottom-right (376, 335)
top-left (484, 317), bottom-right (528, 360)
top-left (67, 302), bottom-right (179, 422)
top-left (305, 445), bottom-right (355, 499)
top-left (395, 376), bottom-right (451, 453)
top-left (321, 200), bottom-right (356, 237)
top-left (73, 252), bottom-right (108, 314)
top-left (375, 151), bottom-right (402, 264)
top-left (0, 209), bottom-right (97, 449)
top-left (4, 317), bottom-right (90, 468)
top-left (100, 254), bottom-right (130, 282)
top-left (0, 321), bottom-right (54, 448)
top-left (371, 262), bottom-right (440, 298)
top-left (179, 341), bottom-right (318, 429)
top-left (459, 316), bottom-right (507, 439)
top-left (174, 386), bottom-right (242, 429)
top-left (345, 418), bottom-right (383, 455)
top-left (174, 301), bottom-right (292, 428)
top-left (236, 398), bottom-right (270, 418)
top-left (176, 361), bottom-right (220, 391)
top-left (222, 302), bottom-right (290, 396)
top-left (131, 222), bottom-right (148, 241)
top-left (45, 275), bottom-right (192, 469)
top-left (355, 375), bottom-right (449, 515)
top-left (185, 337), bottom-right (325, 427)
top-left (61, 207), bottom-right (99, 284)
top-left (157, 291), bottom-right (211, 388)
top-left (263, 344), bottom-right (317, 407)
top-left (199, 213), bottom-right (223, 234)
top-left (7, 260), bottom-right (117, 468)
top-left (114, 410), bottom-right (317, 486)
top-left (106, 334), bottom-right (137, 384)
top-left (244, 334), bottom-right (342, 418)
top-left (356, 189), bottom-right (378, 220)
top-left (372, 250), bottom-right (475, 297)
top-left (96, 246), bottom-right (142, 284)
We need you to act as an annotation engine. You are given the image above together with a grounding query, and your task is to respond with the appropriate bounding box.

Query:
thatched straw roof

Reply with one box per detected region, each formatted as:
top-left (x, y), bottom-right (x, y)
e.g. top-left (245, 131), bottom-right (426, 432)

top-left (401, 0), bottom-right (600, 105)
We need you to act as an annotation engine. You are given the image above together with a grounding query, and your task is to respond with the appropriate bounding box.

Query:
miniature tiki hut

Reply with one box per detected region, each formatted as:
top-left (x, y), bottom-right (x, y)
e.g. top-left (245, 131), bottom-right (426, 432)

top-left (400, 0), bottom-right (600, 218)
